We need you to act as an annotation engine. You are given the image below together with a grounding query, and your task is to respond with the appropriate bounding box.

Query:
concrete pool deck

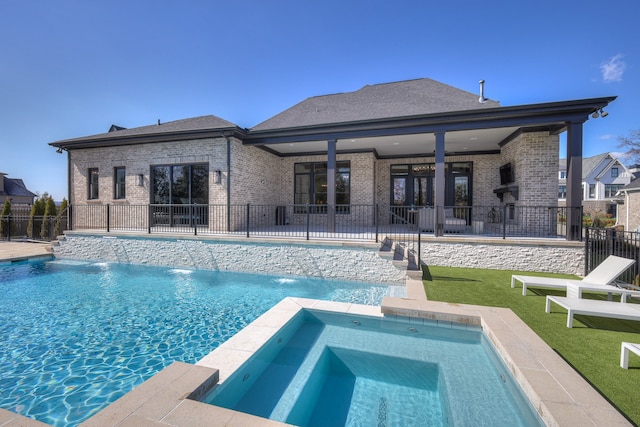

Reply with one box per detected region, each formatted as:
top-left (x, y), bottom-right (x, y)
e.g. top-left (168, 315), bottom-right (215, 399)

top-left (0, 249), bottom-right (632, 426)
top-left (0, 241), bottom-right (53, 262)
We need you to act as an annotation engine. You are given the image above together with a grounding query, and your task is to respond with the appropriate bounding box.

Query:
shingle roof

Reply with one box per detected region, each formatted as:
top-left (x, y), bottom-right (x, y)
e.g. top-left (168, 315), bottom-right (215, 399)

top-left (53, 115), bottom-right (239, 145)
top-left (252, 78), bottom-right (501, 131)
top-left (622, 177), bottom-right (640, 191)
top-left (2, 178), bottom-right (37, 198)
top-left (559, 153), bottom-right (611, 180)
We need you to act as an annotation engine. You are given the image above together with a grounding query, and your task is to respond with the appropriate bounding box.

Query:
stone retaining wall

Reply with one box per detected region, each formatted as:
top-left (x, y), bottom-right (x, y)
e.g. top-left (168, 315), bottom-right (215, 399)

top-left (53, 233), bottom-right (408, 285)
top-left (418, 238), bottom-right (584, 275)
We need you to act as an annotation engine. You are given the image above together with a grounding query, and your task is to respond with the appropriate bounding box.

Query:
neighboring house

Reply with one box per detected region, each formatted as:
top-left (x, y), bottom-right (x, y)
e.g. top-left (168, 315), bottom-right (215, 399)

top-left (0, 172), bottom-right (37, 206)
top-left (558, 153), bottom-right (634, 217)
top-left (49, 78), bottom-right (615, 240)
top-left (616, 164), bottom-right (640, 231)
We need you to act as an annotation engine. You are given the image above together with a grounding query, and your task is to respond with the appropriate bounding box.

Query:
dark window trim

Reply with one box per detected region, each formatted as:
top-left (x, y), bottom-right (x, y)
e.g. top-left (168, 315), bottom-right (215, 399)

top-left (150, 162), bottom-right (209, 205)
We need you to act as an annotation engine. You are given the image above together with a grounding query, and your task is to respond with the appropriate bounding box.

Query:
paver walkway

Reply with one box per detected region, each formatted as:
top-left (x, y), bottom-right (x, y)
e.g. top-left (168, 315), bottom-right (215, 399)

top-left (0, 241), bottom-right (53, 262)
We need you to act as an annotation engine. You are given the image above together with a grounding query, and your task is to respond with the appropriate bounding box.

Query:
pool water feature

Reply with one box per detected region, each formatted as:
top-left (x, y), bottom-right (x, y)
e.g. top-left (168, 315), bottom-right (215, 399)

top-left (0, 259), bottom-right (392, 427)
top-left (204, 309), bottom-right (544, 426)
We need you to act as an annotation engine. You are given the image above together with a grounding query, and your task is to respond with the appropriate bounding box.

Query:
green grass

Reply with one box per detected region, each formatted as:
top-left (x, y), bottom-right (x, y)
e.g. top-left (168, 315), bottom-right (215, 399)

top-left (423, 265), bottom-right (640, 426)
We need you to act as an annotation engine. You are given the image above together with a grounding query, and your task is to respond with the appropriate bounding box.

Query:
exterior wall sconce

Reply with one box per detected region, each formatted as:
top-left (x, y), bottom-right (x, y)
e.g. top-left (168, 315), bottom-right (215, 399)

top-left (137, 174), bottom-right (144, 186)
top-left (215, 170), bottom-right (222, 184)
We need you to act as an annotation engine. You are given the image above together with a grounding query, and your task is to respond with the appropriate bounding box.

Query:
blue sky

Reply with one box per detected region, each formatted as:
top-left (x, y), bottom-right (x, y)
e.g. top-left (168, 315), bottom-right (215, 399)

top-left (1, 0), bottom-right (638, 201)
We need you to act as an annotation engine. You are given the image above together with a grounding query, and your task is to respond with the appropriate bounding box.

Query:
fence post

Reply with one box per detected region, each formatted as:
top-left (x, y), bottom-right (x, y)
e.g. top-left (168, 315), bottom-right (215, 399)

top-left (375, 204), bottom-right (379, 243)
top-left (584, 227), bottom-right (590, 276)
top-left (68, 204), bottom-right (73, 231)
top-left (192, 204), bottom-right (197, 236)
top-left (106, 204), bottom-right (110, 233)
top-left (417, 208), bottom-right (421, 268)
top-left (7, 214), bottom-right (11, 241)
top-left (306, 204), bottom-right (310, 240)
top-left (246, 203), bottom-right (250, 238)
top-left (502, 204), bottom-right (507, 239)
top-left (147, 205), bottom-right (152, 234)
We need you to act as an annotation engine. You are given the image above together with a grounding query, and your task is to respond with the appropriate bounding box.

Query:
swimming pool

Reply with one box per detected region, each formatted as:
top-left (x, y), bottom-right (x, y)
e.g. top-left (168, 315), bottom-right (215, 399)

top-left (204, 309), bottom-right (544, 426)
top-left (0, 259), bottom-right (393, 426)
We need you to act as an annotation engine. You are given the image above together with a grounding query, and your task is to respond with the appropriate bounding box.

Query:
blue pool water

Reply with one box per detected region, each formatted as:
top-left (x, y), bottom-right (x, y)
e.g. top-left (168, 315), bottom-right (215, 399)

top-left (0, 259), bottom-right (390, 426)
top-left (206, 310), bottom-right (544, 427)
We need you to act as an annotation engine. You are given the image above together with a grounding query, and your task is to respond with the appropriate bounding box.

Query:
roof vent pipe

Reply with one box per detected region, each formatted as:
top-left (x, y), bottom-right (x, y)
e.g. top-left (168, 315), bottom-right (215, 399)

top-left (157, 119), bottom-right (161, 125)
top-left (479, 80), bottom-right (486, 103)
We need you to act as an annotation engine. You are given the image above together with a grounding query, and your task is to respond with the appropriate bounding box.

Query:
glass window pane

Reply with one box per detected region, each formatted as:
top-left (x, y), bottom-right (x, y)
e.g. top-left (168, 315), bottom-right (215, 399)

top-left (314, 174), bottom-right (327, 195)
top-left (88, 168), bottom-right (99, 200)
top-left (295, 163), bottom-right (311, 173)
top-left (393, 178), bottom-right (406, 206)
top-left (314, 164), bottom-right (327, 173)
top-left (391, 165), bottom-right (409, 175)
top-left (191, 165), bottom-right (209, 204)
top-left (172, 166), bottom-right (190, 204)
top-left (152, 166), bottom-right (170, 204)
top-left (336, 173), bottom-right (349, 193)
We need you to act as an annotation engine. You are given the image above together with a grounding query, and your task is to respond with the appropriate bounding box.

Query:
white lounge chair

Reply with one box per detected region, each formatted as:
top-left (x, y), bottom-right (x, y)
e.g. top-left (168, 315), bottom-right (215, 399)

top-left (621, 342), bottom-right (640, 369)
top-left (545, 295), bottom-right (640, 328)
top-left (511, 255), bottom-right (635, 296)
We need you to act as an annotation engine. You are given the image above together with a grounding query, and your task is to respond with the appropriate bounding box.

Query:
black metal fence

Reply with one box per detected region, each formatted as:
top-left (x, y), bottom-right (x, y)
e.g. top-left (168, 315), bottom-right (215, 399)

top-left (585, 227), bottom-right (640, 286)
top-left (62, 203), bottom-right (578, 240)
top-left (0, 211), bottom-right (68, 242)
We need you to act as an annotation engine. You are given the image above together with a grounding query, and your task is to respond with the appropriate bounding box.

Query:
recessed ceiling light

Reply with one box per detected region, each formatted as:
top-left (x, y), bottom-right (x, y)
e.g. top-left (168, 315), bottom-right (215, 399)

top-left (289, 144), bottom-right (294, 147)
top-left (393, 142), bottom-right (400, 145)
top-left (469, 137), bottom-right (478, 141)
top-left (350, 139), bottom-right (356, 142)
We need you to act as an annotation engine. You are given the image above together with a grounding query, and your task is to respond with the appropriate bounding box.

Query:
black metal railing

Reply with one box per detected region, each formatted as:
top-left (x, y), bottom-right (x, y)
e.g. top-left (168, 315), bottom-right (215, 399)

top-left (585, 227), bottom-right (640, 286)
top-left (63, 203), bottom-right (581, 240)
top-left (0, 209), bottom-right (69, 242)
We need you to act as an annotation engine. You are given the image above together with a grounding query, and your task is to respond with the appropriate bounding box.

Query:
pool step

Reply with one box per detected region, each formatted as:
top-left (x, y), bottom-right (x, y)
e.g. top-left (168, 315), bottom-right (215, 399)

top-left (379, 237), bottom-right (422, 280)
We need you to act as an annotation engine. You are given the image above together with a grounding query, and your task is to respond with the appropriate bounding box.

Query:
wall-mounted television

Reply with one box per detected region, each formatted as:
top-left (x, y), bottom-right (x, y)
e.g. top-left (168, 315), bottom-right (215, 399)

top-left (499, 163), bottom-right (514, 185)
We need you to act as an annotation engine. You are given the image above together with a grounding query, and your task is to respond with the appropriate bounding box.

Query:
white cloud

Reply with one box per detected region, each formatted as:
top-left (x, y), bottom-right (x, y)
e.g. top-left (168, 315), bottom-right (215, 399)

top-left (600, 54), bottom-right (626, 82)
top-left (600, 134), bottom-right (614, 140)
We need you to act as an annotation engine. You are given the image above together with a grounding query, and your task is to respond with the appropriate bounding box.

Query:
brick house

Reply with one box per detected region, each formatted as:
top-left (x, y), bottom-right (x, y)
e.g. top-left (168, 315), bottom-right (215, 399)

top-left (558, 152), bottom-right (635, 218)
top-left (49, 78), bottom-right (615, 240)
top-left (616, 165), bottom-right (640, 231)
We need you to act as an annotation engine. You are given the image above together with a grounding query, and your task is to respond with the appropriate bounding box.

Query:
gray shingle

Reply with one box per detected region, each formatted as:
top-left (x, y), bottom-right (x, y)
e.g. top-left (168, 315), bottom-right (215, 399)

top-left (55, 115), bottom-right (238, 144)
top-left (252, 78), bottom-right (500, 131)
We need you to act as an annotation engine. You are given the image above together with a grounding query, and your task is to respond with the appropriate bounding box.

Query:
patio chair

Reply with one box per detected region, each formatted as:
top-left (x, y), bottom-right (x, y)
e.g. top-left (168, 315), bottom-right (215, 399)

top-left (545, 295), bottom-right (640, 328)
top-left (511, 255), bottom-right (635, 296)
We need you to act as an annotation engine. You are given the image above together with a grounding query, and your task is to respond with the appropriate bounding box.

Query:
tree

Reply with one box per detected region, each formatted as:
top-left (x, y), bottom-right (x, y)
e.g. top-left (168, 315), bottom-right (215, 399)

top-left (40, 195), bottom-right (57, 240)
top-left (53, 198), bottom-right (69, 237)
top-left (27, 193), bottom-right (47, 239)
top-left (0, 199), bottom-right (12, 238)
top-left (618, 129), bottom-right (640, 165)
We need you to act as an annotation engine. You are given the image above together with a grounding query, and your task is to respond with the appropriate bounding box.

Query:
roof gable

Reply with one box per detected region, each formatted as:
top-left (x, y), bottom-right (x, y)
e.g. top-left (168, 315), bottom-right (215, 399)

top-left (252, 78), bottom-right (500, 131)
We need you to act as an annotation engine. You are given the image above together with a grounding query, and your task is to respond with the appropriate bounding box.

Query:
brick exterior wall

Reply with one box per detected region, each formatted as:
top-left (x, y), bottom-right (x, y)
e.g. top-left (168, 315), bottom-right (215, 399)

top-left (66, 130), bottom-right (559, 233)
top-left (617, 192), bottom-right (640, 231)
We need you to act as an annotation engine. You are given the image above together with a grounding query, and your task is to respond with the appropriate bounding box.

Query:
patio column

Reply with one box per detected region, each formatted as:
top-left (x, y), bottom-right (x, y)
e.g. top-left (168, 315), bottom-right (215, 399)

top-left (565, 121), bottom-right (584, 241)
top-left (434, 131), bottom-right (446, 236)
top-left (327, 139), bottom-right (336, 233)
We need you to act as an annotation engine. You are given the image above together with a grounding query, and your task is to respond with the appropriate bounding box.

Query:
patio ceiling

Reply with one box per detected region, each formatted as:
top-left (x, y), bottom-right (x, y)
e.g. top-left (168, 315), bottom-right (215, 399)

top-left (264, 127), bottom-right (520, 157)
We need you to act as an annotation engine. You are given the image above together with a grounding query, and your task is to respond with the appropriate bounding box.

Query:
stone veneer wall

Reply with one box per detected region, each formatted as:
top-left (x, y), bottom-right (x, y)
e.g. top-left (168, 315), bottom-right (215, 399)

top-left (53, 233), bottom-right (408, 285)
top-left (418, 238), bottom-right (584, 275)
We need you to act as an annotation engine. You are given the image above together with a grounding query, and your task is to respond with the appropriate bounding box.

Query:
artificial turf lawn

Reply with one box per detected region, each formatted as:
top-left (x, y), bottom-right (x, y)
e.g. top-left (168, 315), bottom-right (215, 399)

top-left (423, 265), bottom-right (640, 426)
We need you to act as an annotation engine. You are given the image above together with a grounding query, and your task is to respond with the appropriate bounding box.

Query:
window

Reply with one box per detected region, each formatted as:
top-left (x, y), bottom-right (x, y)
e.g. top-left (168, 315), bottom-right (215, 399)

top-left (559, 171), bottom-right (566, 179)
top-left (114, 167), bottom-right (126, 199)
top-left (605, 184), bottom-right (624, 198)
top-left (588, 184), bottom-right (595, 199)
top-left (88, 168), bottom-right (99, 200)
top-left (294, 161), bottom-right (350, 213)
top-left (558, 185), bottom-right (566, 199)
top-left (151, 163), bottom-right (208, 204)
top-left (611, 167), bottom-right (619, 178)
